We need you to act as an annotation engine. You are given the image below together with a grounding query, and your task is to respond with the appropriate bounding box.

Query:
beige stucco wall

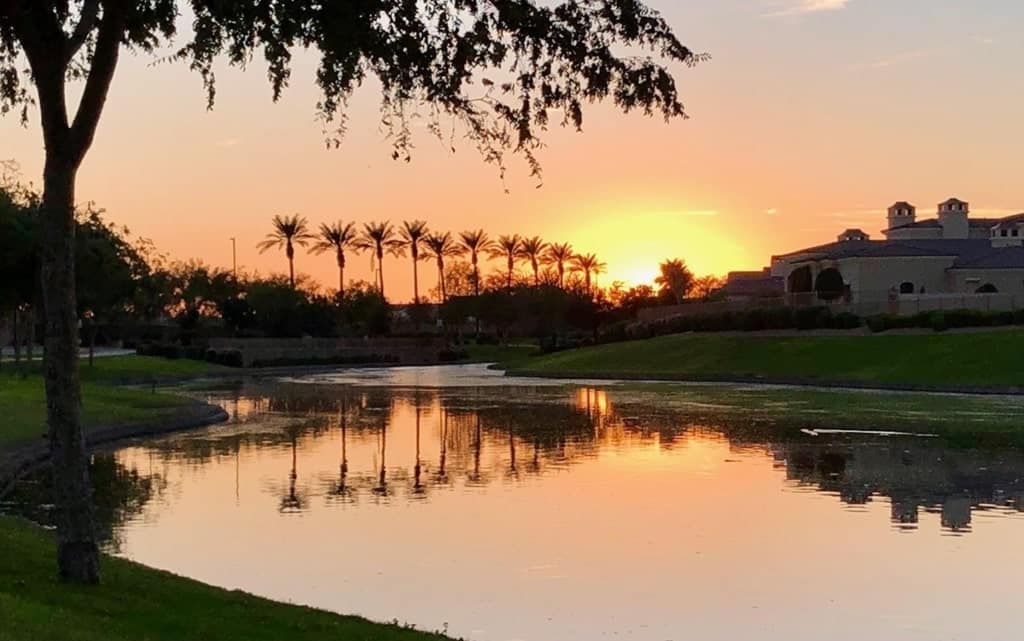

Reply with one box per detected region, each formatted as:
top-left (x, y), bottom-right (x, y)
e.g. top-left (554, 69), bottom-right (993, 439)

top-left (947, 269), bottom-right (1024, 294)
top-left (833, 256), bottom-right (955, 301)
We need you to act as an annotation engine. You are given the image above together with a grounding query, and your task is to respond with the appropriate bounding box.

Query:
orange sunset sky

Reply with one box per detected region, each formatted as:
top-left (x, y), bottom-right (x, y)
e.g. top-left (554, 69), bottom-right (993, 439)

top-left (4, 0), bottom-right (1024, 302)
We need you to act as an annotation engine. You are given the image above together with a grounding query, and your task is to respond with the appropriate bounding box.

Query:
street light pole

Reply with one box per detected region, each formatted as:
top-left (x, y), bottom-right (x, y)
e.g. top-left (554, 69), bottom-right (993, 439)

top-left (230, 237), bottom-right (237, 278)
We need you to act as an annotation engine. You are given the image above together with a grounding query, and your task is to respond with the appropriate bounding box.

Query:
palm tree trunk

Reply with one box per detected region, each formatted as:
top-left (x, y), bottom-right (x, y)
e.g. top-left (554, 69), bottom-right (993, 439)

top-left (437, 259), bottom-right (446, 302)
top-left (412, 251), bottom-right (420, 305)
top-left (41, 155), bottom-right (100, 584)
top-left (507, 256), bottom-right (513, 290)
top-left (337, 250), bottom-right (345, 295)
top-left (532, 261), bottom-right (539, 286)
top-left (377, 248), bottom-right (386, 298)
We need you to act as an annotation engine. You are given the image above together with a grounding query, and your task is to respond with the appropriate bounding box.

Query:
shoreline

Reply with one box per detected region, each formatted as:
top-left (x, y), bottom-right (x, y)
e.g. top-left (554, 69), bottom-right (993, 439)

top-left (505, 369), bottom-right (1024, 397)
top-left (0, 400), bottom-right (228, 498)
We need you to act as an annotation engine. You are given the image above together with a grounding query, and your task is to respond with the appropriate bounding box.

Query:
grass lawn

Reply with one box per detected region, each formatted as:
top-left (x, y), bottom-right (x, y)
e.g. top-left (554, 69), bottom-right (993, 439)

top-left (512, 331), bottom-right (1024, 389)
top-left (0, 356), bottom-right (221, 452)
top-left (464, 343), bottom-right (540, 369)
top-left (0, 516), bottom-right (451, 641)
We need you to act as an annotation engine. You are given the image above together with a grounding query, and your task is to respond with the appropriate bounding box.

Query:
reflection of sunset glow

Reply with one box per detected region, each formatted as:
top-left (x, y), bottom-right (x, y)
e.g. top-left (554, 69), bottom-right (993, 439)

top-left (36, 381), bottom-right (1024, 641)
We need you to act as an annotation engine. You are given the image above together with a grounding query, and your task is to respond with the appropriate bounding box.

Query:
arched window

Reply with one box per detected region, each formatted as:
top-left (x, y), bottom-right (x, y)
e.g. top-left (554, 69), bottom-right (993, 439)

top-left (787, 266), bottom-right (813, 293)
top-left (899, 282), bottom-right (915, 294)
top-left (814, 268), bottom-right (845, 302)
top-left (976, 283), bottom-right (998, 294)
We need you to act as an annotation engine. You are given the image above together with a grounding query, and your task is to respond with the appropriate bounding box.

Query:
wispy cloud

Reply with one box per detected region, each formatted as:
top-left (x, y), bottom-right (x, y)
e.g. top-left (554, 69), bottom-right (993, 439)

top-left (766, 0), bottom-right (851, 18)
top-left (216, 138), bottom-right (241, 148)
top-left (847, 48), bottom-right (940, 71)
top-left (764, 208), bottom-right (779, 215)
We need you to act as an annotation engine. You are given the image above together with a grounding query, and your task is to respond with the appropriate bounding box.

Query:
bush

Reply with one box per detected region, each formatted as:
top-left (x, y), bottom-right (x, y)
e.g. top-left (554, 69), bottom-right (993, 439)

top-left (205, 349), bottom-right (243, 368)
top-left (866, 308), bottom-right (1024, 333)
top-left (438, 348), bottom-right (470, 362)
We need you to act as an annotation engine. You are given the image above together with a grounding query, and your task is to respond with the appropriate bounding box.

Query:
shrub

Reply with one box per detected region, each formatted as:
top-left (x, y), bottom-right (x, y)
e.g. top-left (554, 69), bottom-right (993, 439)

top-left (205, 349), bottom-right (243, 368)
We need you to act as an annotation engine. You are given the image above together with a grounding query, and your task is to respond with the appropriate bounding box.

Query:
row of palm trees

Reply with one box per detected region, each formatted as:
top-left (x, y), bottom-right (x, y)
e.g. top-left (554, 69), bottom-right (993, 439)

top-left (257, 214), bottom-right (607, 302)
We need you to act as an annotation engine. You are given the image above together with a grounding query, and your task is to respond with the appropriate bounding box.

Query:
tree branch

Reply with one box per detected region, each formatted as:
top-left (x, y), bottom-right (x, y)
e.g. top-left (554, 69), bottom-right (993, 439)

top-left (9, 1), bottom-right (71, 151)
top-left (66, 0), bottom-right (100, 63)
top-left (69, 0), bottom-right (125, 166)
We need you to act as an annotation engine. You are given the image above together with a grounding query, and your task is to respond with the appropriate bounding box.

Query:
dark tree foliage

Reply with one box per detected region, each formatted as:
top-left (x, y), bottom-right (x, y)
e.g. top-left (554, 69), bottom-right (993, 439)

top-left (0, 0), bottom-right (699, 583)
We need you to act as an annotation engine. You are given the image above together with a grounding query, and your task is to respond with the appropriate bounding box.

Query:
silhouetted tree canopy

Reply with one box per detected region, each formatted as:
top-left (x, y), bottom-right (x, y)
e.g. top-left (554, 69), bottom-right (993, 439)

top-left (0, 0), bottom-right (699, 584)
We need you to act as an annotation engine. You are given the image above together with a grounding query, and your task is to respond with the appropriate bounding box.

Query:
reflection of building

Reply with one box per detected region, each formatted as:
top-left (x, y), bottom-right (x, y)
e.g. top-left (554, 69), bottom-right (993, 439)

top-left (769, 199), bottom-right (1024, 306)
top-left (776, 441), bottom-right (1024, 533)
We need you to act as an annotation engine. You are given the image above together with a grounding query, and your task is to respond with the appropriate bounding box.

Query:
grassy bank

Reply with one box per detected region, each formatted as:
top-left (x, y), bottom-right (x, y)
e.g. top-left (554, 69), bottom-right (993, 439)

top-left (464, 343), bottom-right (540, 368)
top-left (510, 331), bottom-right (1024, 389)
top-left (0, 516), bottom-right (450, 641)
top-left (0, 356), bottom-right (217, 451)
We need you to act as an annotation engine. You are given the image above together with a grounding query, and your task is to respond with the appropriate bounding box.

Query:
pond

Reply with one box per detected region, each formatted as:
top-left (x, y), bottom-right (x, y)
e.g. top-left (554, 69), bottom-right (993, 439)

top-left (8, 364), bottom-right (1024, 641)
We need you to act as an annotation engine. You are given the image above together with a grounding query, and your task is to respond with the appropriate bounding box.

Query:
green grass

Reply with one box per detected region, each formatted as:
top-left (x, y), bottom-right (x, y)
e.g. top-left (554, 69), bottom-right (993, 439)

top-left (0, 356), bottom-right (223, 452)
top-left (513, 331), bottom-right (1024, 388)
top-left (0, 516), bottom-right (451, 641)
top-left (464, 343), bottom-right (540, 369)
top-left (0, 375), bottom-right (189, 451)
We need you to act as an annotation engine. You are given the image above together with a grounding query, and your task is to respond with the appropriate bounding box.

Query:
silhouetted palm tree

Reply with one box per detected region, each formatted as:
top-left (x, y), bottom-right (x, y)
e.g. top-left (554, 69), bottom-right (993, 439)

top-left (355, 221), bottom-right (403, 298)
top-left (458, 229), bottom-right (495, 297)
top-left (488, 234), bottom-right (521, 290)
top-left (312, 221), bottom-right (359, 295)
top-left (399, 220), bottom-right (429, 304)
top-left (544, 242), bottom-right (574, 289)
top-left (570, 252), bottom-right (607, 296)
top-left (655, 258), bottom-right (695, 305)
top-left (257, 214), bottom-right (315, 288)
top-left (517, 236), bottom-right (548, 286)
top-left (422, 231), bottom-right (464, 302)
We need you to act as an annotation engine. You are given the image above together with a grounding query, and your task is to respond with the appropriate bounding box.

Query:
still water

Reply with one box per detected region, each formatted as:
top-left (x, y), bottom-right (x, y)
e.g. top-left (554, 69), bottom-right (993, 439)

top-left (12, 365), bottom-right (1024, 640)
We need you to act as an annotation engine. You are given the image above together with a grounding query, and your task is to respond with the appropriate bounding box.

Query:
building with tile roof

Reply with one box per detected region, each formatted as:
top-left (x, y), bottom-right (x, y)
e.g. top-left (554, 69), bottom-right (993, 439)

top-left (767, 199), bottom-right (1024, 304)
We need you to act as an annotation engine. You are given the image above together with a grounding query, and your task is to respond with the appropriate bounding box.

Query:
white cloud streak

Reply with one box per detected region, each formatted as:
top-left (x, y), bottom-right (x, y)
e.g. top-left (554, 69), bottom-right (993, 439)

top-left (766, 0), bottom-right (851, 18)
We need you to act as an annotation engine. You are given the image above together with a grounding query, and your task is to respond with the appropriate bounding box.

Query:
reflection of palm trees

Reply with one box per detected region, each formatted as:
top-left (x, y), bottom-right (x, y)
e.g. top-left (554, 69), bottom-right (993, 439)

top-left (330, 400), bottom-right (354, 500)
top-left (279, 429), bottom-right (304, 513)
top-left (468, 414), bottom-right (483, 485)
top-left (508, 430), bottom-right (518, 478)
top-left (435, 407), bottom-right (449, 484)
top-left (373, 412), bottom-right (389, 497)
top-left (412, 399), bottom-right (426, 497)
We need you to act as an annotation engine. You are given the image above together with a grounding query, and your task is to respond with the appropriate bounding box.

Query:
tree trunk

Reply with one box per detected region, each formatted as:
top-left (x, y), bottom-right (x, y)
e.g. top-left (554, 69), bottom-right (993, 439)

top-left (412, 253), bottom-right (419, 305)
top-left (437, 260), bottom-right (446, 302)
top-left (337, 251), bottom-right (345, 295)
top-left (41, 158), bottom-right (100, 584)
top-left (377, 249), bottom-right (386, 299)
top-left (12, 307), bottom-right (20, 365)
top-left (88, 322), bottom-right (97, 368)
top-left (26, 307), bottom-right (35, 363)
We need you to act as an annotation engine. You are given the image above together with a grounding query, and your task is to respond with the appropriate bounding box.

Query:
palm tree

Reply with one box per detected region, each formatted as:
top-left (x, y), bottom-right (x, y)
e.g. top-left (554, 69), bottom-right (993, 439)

top-left (355, 221), bottom-right (403, 298)
top-left (544, 242), bottom-right (574, 289)
top-left (517, 236), bottom-right (548, 286)
top-left (458, 229), bottom-right (494, 297)
top-left (422, 232), bottom-right (464, 302)
top-left (312, 221), bottom-right (359, 295)
top-left (488, 234), bottom-right (521, 290)
top-left (257, 214), bottom-right (315, 288)
top-left (399, 220), bottom-right (429, 304)
top-left (570, 252), bottom-right (608, 296)
top-left (655, 258), bottom-right (695, 305)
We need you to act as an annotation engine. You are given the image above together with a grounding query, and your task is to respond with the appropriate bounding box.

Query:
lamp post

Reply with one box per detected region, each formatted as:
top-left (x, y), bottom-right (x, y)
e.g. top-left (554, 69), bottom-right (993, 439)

top-left (230, 237), bottom-right (237, 278)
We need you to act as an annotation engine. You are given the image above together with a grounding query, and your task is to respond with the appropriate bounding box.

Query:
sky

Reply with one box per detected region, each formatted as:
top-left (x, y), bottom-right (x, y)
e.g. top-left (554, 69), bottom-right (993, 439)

top-left (4, 0), bottom-right (1024, 302)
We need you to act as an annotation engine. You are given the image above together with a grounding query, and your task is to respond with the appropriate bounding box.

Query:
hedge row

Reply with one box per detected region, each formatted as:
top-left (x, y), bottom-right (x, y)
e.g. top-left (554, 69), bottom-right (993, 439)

top-left (608, 306), bottom-right (860, 342)
top-left (600, 306), bottom-right (1024, 343)
top-left (865, 309), bottom-right (1024, 333)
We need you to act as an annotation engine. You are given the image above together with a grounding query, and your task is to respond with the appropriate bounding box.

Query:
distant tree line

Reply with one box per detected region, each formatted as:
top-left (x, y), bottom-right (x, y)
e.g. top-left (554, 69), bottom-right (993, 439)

top-left (1, 181), bottom-right (726, 359)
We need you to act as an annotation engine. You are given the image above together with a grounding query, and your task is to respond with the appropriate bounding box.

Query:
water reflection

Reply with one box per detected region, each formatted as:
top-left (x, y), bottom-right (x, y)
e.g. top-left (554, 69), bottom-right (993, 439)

top-left (7, 379), bottom-right (1024, 640)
